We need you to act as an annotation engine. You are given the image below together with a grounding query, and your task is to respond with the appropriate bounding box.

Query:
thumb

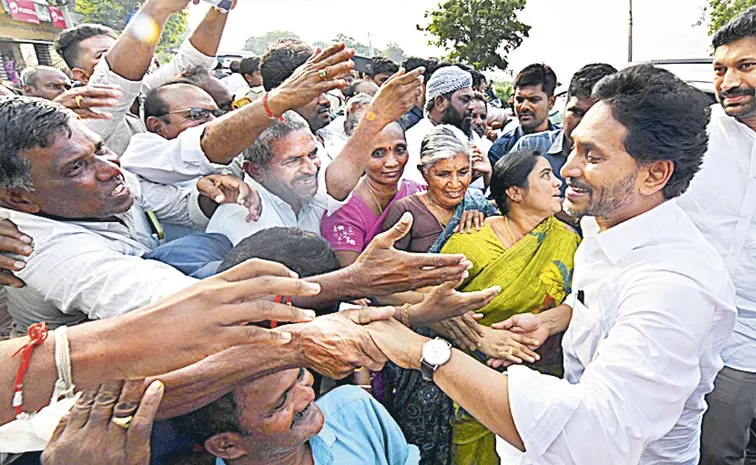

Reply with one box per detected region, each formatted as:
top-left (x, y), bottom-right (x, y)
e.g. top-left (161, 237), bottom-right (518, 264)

top-left (345, 306), bottom-right (395, 325)
top-left (374, 212), bottom-right (413, 247)
top-left (491, 317), bottom-right (515, 330)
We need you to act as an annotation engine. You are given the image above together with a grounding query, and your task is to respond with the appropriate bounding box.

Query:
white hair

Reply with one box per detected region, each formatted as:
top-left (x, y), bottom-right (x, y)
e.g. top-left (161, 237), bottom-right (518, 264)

top-left (418, 124), bottom-right (471, 173)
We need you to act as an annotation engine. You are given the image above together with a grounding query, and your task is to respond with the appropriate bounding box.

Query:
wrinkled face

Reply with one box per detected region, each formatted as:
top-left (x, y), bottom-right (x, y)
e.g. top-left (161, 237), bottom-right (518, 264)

top-left (713, 36), bottom-right (756, 123)
top-left (561, 101), bottom-right (640, 221)
top-left (519, 156), bottom-right (563, 217)
top-left (151, 84), bottom-right (220, 140)
top-left (422, 152), bottom-right (472, 209)
top-left (440, 87), bottom-right (475, 137)
top-left (21, 118), bottom-right (132, 218)
top-left (514, 84), bottom-right (553, 132)
top-left (26, 69), bottom-right (71, 100)
top-left (260, 129), bottom-right (321, 205)
top-left (366, 123), bottom-right (408, 187)
top-left (562, 95), bottom-right (595, 146)
top-left (296, 93), bottom-right (331, 132)
top-left (234, 369), bottom-right (324, 458)
top-left (75, 34), bottom-right (116, 83)
top-left (471, 99), bottom-right (487, 138)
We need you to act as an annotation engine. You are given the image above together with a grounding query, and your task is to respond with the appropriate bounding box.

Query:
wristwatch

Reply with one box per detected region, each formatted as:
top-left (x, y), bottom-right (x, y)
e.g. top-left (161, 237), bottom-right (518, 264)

top-left (420, 337), bottom-right (452, 382)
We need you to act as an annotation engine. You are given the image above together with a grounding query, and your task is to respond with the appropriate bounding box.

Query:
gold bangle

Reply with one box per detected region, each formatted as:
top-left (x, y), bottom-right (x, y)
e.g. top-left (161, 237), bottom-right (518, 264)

top-left (400, 303), bottom-right (412, 327)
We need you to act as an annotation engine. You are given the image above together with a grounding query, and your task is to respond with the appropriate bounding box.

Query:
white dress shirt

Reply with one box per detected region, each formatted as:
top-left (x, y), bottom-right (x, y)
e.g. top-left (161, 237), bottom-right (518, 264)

top-left (85, 39), bottom-right (217, 155)
top-left (120, 124), bottom-right (237, 189)
top-left (678, 104), bottom-right (756, 373)
top-left (206, 174), bottom-right (344, 246)
top-left (3, 171), bottom-right (205, 335)
top-left (507, 200), bottom-right (736, 465)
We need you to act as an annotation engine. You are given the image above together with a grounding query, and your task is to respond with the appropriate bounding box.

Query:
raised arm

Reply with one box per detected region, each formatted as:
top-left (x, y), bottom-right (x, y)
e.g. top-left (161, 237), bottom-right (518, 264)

top-left (199, 43), bottom-right (355, 164)
top-left (324, 68), bottom-right (424, 200)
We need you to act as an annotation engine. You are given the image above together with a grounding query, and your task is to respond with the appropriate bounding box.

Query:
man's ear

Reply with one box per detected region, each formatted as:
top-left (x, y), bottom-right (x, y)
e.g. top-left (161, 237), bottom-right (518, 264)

top-left (22, 85), bottom-right (33, 96)
top-left (548, 95), bottom-right (557, 110)
top-left (639, 160), bottom-right (674, 197)
top-left (145, 116), bottom-right (168, 138)
top-left (243, 160), bottom-right (265, 183)
top-left (242, 73), bottom-right (253, 86)
top-left (0, 189), bottom-right (41, 214)
top-left (434, 95), bottom-right (448, 113)
top-left (204, 433), bottom-right (248, 461)
top-left (70, 68), bottom-right (89, 85)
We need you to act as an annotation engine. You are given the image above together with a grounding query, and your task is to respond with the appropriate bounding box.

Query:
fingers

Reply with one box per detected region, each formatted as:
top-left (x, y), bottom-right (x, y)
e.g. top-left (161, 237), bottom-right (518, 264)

top-left (343, 306), bottom-right (395, 325)
top-left (87, 380), bottom-right (124, 428)
top-left (126, 380), bottom-right (164, 446)
top-left (490, 317), bottom-right (514, 330)
top-left (66, 389), bottom-right (96, 430)
top-left (244, 189), bottom-right (262, 223)
top-left (221, 299), bottom-right (316, 326)
top-left (412, 262), bottom-right (469, 289)
top-left (456, 285), bottom-right (500, 315)
top-left (461, 312), bottom-right (486, 338)
top-left (508, 332), bottom-right (540, 348)
top-left (503, 340), bottom-right (539, 363)
top-left (310, 42), bottom-right (347, 66)
top-left (217, 257), bottom-right (298, 281)
top-left (353, 338), bottom-right (388, 373)
top-left (196, 176), bottom-right (225, 203)
top-left (217, 275), bottom-right (321, 303)
top-left (73, 108), bottom-right (114, 120)
top-left (372, 212), bottom-right (414, 248)
top-left (48, 413), bottom-right (69, 443)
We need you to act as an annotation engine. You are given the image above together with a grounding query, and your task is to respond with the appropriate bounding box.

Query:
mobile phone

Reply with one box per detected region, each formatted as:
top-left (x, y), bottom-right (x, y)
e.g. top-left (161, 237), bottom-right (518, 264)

top-left (202, 0), bottom-right (233, 11)
top-left (352, 55), bottom-right (374, 75)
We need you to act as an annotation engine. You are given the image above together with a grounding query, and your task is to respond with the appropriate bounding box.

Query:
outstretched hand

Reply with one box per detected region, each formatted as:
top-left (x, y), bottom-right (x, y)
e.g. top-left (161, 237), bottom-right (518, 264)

top-left (367, 67), bottom-right (425, 126)
top-left (197, 174), bottom-right (262, 222)
top-left (0, 217), bottom-right (32, 288)
top-left (351, 212), bottom-right (471, 296)
top-left (408, 275), bottom-right (500, 327)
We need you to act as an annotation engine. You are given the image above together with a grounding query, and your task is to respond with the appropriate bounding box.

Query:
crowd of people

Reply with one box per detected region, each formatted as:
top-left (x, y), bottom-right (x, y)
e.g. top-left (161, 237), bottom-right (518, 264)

top-left (0, 1), bottom-right (753, 464)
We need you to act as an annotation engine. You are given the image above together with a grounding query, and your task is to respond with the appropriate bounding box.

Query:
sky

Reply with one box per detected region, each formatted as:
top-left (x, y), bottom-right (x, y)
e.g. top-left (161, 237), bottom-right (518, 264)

top-left (188, 0), bottom-right (714, 83)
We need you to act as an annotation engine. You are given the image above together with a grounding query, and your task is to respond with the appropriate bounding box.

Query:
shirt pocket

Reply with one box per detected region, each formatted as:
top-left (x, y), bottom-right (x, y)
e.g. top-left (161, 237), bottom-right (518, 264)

top-left (565, 298), bottom-right (603, 369)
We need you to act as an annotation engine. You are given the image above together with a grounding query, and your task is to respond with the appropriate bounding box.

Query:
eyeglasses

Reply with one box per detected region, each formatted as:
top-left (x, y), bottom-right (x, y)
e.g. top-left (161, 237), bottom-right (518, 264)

top-left (156, 107), bottom-right (226, 121)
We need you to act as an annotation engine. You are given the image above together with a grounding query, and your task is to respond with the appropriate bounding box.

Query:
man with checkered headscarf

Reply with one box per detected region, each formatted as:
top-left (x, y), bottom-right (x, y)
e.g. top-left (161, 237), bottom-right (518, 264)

top-left (403, 65), bottom-right (490, 189)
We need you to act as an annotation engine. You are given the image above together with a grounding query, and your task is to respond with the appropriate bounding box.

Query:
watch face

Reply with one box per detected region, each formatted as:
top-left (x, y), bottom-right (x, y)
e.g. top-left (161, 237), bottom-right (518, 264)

top-left (422, 339), bottom-right (451, 366)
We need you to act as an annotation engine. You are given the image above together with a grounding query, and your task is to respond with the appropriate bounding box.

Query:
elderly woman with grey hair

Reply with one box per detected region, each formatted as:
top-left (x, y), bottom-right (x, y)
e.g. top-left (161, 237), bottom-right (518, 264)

top-left (381, 124), bottom-right (498, 254)
top-left (376, 124), bottom-right (499, 465)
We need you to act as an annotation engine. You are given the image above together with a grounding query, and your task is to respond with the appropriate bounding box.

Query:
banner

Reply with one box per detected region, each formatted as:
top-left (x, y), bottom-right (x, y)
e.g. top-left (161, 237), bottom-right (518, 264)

top-left (7, 0), bottom-right (39, 24)
top-left (48, 6), bottom-right (67, 28)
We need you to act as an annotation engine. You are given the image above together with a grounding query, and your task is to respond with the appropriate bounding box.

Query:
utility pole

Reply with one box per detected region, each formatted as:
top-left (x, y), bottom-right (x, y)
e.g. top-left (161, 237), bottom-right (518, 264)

top-left (628, 0), bottom-right (633, 62)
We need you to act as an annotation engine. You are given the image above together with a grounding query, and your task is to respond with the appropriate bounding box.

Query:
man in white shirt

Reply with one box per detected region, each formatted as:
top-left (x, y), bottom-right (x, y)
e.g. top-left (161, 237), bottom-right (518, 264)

top-left (404, 66), bottom-right (492, 190)
top-left (678, 8), bottom-right (756, 464)
top-left (53, 0), bottom-right (228, 154)
top-left (366, 64), bottom-right (737, 464)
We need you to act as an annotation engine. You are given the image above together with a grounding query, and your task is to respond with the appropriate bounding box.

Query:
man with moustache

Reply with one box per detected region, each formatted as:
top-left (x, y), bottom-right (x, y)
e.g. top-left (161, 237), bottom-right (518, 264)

top-left (677, 7), bottom-right (756, 464)
top-left (366, 65), bottom-right (737, 465)
top-left (488, 63), bottom-right (560, 165)
top-left (403, 66), bottom-right (492, 189)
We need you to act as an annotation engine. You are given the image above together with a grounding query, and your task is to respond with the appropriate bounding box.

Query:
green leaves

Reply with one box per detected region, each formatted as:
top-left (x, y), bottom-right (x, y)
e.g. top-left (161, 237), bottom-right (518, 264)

top-left (418, 0), bottom-right (530, 71)
top-left (705, 0), bottom-right (756, 35)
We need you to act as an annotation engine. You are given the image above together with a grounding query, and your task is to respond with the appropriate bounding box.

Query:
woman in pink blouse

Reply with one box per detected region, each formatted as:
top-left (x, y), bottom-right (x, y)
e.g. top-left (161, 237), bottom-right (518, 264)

top-left (322, 121), bottom-right (424, 266)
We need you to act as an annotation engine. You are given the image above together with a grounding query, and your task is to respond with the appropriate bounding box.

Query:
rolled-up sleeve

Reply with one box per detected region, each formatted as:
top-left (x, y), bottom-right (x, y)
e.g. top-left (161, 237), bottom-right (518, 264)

top-left (82, 57), bottom-right (143, 141)
top-left (508, 274), bottom-right (719, 464)
top-left (142, 39), bottom-right (217, 94)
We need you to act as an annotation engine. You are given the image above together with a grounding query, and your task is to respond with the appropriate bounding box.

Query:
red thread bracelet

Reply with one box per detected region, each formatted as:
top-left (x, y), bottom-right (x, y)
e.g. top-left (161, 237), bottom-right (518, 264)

top-left (271, 295), bottom-right (293, 329)
top-left (12, 322), bottom-right (48, 418)
top-left (263, 93), bottom-right (287, 123)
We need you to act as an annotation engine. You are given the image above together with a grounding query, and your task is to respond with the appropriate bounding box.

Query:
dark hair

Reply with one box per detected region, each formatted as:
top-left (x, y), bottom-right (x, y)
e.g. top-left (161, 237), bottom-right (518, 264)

top-left (402, 56), bottom-right (429, 75)
top-left (426, 59), bottom-right (451, 82)
top-left (490, 149), bottom-right (541, 215)
top-left (593, 64), bottom-right (711, 199)
top-left (173, 392), bottom-right (242, 445)
top-left (514, 63), bottom-right (558, 97)
top-left (0, 96), bottom-right (73, 190)
top-left (260, 39), bottom-right (313, 91)
top-left (424, 89), bottom-right (455, 114)
top-left (229, 60), bottom-right (241, 74)
top-left (712, 6), bottom-right (756, 48)
top-left (219, 227), bottom-right (340, 280)
top-left (54, 24), bottom-right (116, 70)
top-left (567, 63), bottom-right (617, 99)
top-left (239, 56), bottom-right (261, 76)
top-left (369, 56), bottom-right (399, 78)
top-left (471, 70), bottom-right (486, 88)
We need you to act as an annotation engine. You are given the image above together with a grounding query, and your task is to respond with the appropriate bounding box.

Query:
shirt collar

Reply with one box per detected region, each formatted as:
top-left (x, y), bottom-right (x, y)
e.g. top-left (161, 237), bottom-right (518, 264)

top-left (582, 199), bottom-right (676, 265)
top-left (547, 131), bottom-right (567, 156)
top-left (309, 423), bottom-right (336, 465)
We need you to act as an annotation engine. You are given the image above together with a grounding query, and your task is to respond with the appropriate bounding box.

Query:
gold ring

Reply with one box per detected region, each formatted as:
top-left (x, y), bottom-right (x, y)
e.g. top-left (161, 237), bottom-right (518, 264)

top-left (111, 415), bottom-right (133, 429)
top-left (318, 70), bottom-right (328, 81)
top-left (75, 95), bottom-right (84, 108)
top-left (506, 347), bottom-right (513, 356)
top-left (354, 367), bottom-right (364, 372)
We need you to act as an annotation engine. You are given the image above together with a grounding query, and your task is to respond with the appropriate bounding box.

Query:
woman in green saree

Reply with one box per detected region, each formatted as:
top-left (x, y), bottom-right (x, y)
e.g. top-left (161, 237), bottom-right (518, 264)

top-left (440, 149), bottom-right (581, 465)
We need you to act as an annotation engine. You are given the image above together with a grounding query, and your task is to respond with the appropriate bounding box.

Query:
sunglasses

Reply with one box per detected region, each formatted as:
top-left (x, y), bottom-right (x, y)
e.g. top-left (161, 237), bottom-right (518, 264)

top-left (157, 107), bottom-right (226, 121)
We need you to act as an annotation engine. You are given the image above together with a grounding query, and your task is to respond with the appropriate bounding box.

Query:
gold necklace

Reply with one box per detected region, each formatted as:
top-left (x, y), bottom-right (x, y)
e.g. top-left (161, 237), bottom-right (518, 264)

top-left (424, 195), bottom-right (450, 229)
top-left (504, 215), bottom-right (517, 244)
top-left (364, 180), bottom-right (396, 215)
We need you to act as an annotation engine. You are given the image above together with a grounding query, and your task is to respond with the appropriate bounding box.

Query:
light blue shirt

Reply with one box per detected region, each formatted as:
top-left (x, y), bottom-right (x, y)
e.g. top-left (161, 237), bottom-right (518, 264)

top-left (216, 385), bottom-right (420, 465)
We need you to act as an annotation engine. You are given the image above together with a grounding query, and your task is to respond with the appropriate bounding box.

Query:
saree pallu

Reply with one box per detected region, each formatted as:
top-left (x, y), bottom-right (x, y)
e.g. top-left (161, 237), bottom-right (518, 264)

top-left (441, 216), bottom-right (581, 465)
top-left (375, 190), bottom-right (499, 465)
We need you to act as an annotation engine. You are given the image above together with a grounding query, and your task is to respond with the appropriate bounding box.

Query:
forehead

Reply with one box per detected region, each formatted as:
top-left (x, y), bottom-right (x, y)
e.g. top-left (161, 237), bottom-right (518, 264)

top-left (515, 85), bottom-right (547, 98)
top-left (162, 84), bottom-right (217, 109)
top-left (566, 95), bottom-right (595, 111)
top-left (531, 156), bottom-right (551, 173)
top-left (270, 129), bottom-right (317, 160)
top-left (28, 118), bottom-right (99, 169)
top-left (571, 101), bottom-right (628, 150)
top-left (713, 36), bottom-right (756, 64)
top-left (79, 34), bottom-right (115, 54)
top-left (430, 152), bottom-right (470, 170)
top-left (451, 87), bottom-right (473, 100)
top-left (36, 69), bottom-right (69, 84)
top-left (235, 369), bottom-right (301, 416)
top-left (472, 100), bottom-right (486, 112)
top-left (376, 123), bottom-right (406, 143)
